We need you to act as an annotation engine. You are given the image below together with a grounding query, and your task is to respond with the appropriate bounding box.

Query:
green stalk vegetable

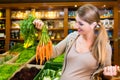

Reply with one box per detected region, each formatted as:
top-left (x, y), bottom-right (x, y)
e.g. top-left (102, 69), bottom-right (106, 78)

top-left (20, 14), bottom-right (37, 48)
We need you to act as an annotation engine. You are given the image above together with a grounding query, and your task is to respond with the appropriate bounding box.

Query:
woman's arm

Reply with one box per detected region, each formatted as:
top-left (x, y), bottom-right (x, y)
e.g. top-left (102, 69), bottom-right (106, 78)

top-left (103, 42), bottom-right (119, 79)
top-left (52, 36), bottom-right (68, 58)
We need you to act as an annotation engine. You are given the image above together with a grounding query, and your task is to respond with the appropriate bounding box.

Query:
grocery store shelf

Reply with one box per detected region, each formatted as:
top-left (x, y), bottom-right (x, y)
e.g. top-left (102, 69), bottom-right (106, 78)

top-left (0, 48), bottom-right (5, 51)
top-left (0, 38), bottom-right (5, 40)
top-left (10, 28), bottom-right (20, 30)
top-left (0, 28), bottom-right (5, 30)
top-left (0, 17), bottom-right (6, 19)
top-left (10, 38), bottom-right (23, 41)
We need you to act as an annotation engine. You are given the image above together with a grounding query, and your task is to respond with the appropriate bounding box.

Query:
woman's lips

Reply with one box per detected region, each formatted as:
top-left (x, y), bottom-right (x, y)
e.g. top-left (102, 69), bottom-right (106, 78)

top-left (78, 28), bottom-right (83, 32)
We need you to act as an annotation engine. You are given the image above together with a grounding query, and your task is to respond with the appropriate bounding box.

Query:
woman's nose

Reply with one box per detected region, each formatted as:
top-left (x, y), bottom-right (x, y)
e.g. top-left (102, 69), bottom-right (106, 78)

top-left (74, 23), bottom-right (78, 29)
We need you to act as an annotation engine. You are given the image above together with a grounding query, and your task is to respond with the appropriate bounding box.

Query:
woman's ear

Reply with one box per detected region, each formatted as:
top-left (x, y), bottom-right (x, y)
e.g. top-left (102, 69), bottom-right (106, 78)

top-left (90, 22), bottom-right (97, 29)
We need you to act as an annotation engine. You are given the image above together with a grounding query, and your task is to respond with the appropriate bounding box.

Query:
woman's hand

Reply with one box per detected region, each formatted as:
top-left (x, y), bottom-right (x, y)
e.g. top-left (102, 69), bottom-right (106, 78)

top-left (33, 19), bottom-right (44, 30)
top-left (103, 65), bottom-right (119, 76)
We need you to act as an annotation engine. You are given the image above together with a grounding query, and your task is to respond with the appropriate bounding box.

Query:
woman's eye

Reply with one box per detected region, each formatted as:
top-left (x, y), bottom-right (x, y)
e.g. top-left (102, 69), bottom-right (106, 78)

top-left (76, 20), bottom-right (84, 26)
top-left (79, 22), bottom-right (83, 26)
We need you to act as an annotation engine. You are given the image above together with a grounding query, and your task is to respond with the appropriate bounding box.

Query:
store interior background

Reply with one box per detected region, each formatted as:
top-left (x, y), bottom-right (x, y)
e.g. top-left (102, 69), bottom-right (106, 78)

top-left (0, 0), bottom-right (120, 66)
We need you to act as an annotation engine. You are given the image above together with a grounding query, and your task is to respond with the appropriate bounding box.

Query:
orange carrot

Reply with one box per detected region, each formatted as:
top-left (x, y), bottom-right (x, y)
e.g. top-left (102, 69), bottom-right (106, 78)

top-left (45, 44), bottom-right (49, 61)
top-left (36, 45), bottom-right (40, 63)
top-left (48, 41), bottom-right (53, 57)
top-left (42, 46), bottom-right (45, 63)
top-left (36, 41), bottom-right (53, 65)
top-left (39, 47), bottom-right (43, 65)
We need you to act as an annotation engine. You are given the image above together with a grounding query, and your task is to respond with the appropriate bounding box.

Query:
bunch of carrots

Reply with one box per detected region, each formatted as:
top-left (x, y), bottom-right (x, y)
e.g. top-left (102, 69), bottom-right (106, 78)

top-left (36, 23), bottom-right (53, 65)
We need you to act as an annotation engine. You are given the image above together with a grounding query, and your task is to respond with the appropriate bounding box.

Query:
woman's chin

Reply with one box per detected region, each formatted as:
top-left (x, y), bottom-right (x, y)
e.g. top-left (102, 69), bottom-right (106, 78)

top-left (78, 32), bottom-right (83, 35)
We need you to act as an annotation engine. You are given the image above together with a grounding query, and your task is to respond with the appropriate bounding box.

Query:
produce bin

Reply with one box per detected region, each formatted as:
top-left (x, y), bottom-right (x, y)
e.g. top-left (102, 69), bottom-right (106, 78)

top-left (0, 51), bottom-right (18, 65)
top-left (0, 51), bottom-right (9, 56)
top-left (34, 61), bottom-right (63, 80)
top-left (9, 64), bottom-right (43, 80)
top-left (0, 63), bottom-right (22, 80)
top-left (0, 54), bottom-right (13, 65)
top-left (6, 51), bottom-right (35, 64)
top-left (5, 54), bottom-right (19, 63)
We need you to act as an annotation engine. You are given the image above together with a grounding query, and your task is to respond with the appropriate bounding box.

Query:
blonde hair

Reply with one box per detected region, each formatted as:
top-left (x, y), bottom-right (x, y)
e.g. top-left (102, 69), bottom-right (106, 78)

top-left (77, 4), bottom-right (108, 65)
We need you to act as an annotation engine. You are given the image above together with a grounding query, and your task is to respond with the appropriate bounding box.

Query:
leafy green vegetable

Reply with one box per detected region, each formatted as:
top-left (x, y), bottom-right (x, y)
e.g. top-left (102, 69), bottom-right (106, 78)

top-left (15, 46), bottom-right (36, 64)
top-left (53, 77), bottom-right (60, 80)
top-left (43, 76), bottom-right (51, 80)
top-left (0, 54), bottom-right (13, 65)
top-left (4, 55), bottom-right (13, 62)
top-left (0, 64), bottom-right (20, 80)
top-left (20, 14), bottom-right (37, 48)
top-left (0, 57), bottom-right (4, 65)
top-left (9, 43), bottom-right (24, 53)
top-left (34, 62), bottom-right (63, 80)
top-left (51, 54), bottom-right (64, 63)
top-left (37, 69), bottom-right (62, 80)
top-left (56, 69), bottom-right (62, 77)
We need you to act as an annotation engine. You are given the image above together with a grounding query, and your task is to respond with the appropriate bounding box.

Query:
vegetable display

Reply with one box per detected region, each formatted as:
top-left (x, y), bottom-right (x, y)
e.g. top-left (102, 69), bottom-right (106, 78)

top-left (10, 67), bottom-right (40, 80)
top-left (34, 62), bottom-right (63, 80)
top-left (0, 54), bottom-right (13, 65)
top-left (0, 64), bottom-right (20, 80)
top-left (20, 14), bottom-right (37, 48)
top-left (9, 43), bottom-right (24, 54)
top-left (39, 69), bottom-right (62, 80)
top-left (34, 67), bottom-right (62, 80)
top-left (51, 54), bottom-right (64, 63)
top-left (15, 46), bottom-right (36, 64)
top-left (36, 23), bottom-right (53, 65)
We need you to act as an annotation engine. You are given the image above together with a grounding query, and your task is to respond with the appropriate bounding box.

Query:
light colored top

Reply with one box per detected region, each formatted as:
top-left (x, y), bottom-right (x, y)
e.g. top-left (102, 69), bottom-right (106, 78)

top-left (52, 31), bottom-right (112, 80)
top-left (60, 41), bottom-right (97, 80)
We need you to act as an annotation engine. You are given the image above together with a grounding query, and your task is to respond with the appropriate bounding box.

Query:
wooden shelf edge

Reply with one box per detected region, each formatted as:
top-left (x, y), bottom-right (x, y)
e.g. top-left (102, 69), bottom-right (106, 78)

top-left (0, 48), bottom-right (5, 51)
top-left (10, 39), bottom-right (24, 41)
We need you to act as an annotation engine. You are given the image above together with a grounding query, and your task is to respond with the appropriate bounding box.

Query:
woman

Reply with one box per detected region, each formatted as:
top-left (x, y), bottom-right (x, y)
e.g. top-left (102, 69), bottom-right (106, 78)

top-left (33, 4), bottom-right (119, 80)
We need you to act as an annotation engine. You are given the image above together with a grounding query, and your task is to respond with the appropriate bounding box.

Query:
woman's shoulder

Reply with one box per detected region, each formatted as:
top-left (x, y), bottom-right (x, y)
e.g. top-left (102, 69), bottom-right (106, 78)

top-left (67, 31), bottom-right (79, 39)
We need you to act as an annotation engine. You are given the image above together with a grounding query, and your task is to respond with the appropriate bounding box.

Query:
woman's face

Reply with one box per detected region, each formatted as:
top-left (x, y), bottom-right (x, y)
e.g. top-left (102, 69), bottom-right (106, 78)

top-left (75, 14), bottom-right (94, 35)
